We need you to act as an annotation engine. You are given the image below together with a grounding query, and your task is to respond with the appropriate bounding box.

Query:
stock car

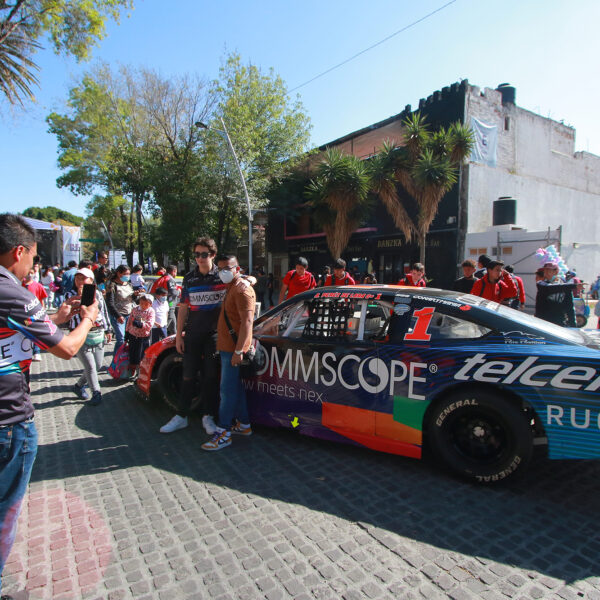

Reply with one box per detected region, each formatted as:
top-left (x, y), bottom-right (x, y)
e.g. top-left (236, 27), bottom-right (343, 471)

top-left (137, 285), bottom-right (600, 483)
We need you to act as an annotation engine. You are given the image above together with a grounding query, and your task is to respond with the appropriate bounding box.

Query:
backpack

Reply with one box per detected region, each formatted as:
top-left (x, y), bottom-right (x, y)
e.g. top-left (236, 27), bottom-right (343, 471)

top-left (108, 343), bottom-right (130, 379)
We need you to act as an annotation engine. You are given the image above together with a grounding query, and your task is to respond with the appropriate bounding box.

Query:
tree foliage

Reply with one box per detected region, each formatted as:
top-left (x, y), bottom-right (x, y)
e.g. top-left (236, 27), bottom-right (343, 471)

top-left (1, 0), bottom-right (132, 106)
top-left (47, 53), bottom-right (312, 265)
top-left (22, 205), bottom-right (83, 225)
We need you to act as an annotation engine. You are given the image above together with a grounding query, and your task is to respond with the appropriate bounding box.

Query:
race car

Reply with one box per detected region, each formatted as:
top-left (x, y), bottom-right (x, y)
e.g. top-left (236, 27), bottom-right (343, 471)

top-left (137, 285), bottom-right (600, 483)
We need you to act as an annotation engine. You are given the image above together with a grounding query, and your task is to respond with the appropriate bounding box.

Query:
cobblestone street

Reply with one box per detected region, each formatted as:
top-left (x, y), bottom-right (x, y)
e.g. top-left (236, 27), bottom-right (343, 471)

top-left (3, 349), bottom-right (600, 599)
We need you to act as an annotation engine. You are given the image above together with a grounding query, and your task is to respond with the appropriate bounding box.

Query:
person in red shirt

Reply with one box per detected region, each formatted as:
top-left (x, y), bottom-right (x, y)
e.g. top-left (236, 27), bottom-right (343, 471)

top-left (23, 268), bottom-right (47, 303)
top-left (398, 263), bottom-right (426, 287)
top-left (279, 257), bottom-right (316, 303)
top-left (470, 259), bottom-right (517, 302)
top-left (324, 258), bottom-right (356, 286)
top-left (504, 265), bottom-right (526, 309)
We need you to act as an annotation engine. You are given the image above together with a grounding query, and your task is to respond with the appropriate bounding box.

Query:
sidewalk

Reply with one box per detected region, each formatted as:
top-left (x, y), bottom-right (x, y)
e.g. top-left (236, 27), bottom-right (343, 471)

top-left (3, 348), bottom-right (600, 599)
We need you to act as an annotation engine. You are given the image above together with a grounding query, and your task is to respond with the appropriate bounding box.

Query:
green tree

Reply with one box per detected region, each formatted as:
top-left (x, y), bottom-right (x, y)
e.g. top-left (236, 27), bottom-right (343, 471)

top-left (306, 149), bottom-right (372, 259)
top-left (1, 0), bottom-right (132, 106)
top-left (202, 52), bottom-right (312, 249)
top-left (22, 205), bottom-right (83, 225)
top-left (370, 113), bottom-right (474, 263)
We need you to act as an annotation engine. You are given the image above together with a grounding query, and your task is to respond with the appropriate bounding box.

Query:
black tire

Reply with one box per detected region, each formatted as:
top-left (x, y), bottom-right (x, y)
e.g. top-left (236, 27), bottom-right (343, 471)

top-left (157, 351), bottom-right (204, 413)
top-left (157, 352), bottom-right (184, 411)
top-left (576, 315), bottom-right (587, 328)
top-left (428, 389), bottom-right (533, 483)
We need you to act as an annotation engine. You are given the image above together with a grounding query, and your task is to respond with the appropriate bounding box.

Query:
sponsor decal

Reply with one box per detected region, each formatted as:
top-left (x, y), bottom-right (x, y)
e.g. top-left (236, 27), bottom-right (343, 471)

top-left (256, 347), bottom-right (428, 400)
top-left (313, 292), bottom-right (380, 300)
top-left (459, 305), bottom-right (471, 311)
top-left (547, 405), bottom-right (600, 431)
top-left (393, 304), bottom-right (411, 316)
top-left (412, 295), bottom-right (461, 308)
top-left (502, 331), bottom-right (547, 345)
top-left (435, 398), bottom-right (479, 426)
top-left (24, 298), bottom-right (40, 312)
top-left (188, 289), bottom-right (226, 306)
top-left (454, 353), bottom-right (600, 391)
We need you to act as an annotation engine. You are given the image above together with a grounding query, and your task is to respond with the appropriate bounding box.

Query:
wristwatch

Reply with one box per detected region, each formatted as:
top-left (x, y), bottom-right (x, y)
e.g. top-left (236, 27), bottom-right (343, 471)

top-left (234, 350), bottom-right (244, 356)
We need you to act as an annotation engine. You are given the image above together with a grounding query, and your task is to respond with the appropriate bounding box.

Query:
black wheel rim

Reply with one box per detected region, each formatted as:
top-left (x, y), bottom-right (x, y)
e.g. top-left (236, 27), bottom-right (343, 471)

top-left (445, 408), bottom-right (511, 465)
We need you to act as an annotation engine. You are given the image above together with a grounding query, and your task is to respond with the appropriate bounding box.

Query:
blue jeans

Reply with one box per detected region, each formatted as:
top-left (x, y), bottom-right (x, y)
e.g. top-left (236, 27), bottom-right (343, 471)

top-left (0, 419), bottom-right (37, 593)
top-left (218, 351), bottom-right (249, 430)
top-left (110, 314), bottom-right (127, 355)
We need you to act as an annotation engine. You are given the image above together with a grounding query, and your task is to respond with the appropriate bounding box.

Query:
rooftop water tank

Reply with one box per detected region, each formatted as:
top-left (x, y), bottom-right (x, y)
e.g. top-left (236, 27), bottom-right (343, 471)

top-left (496, 83), bottom-right (516, 105)
top-left (493, 197), bottom-right (517, 226)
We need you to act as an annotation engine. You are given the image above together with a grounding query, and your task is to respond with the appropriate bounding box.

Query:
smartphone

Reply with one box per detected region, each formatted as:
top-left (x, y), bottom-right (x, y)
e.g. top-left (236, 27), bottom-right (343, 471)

top-left (81, 283), bottom-right (96, 306)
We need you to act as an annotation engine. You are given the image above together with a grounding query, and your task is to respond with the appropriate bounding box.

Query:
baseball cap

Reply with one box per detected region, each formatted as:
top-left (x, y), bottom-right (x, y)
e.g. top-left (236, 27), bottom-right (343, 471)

top-left (139, 293), bottom-right (154, 302)
top-left (75, 268), bottom-right (95, 280)
top-left (487, 259), bottom-right (504, 269)
top-left (543, 261), bottom-right (558, 268)
top-left (478, 254), bottom-right (492, 267)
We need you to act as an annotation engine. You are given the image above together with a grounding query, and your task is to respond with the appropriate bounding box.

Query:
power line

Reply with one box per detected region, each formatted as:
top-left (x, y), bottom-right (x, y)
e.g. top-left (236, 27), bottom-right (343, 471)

top-left (289, 0), bottom-right (457, 93)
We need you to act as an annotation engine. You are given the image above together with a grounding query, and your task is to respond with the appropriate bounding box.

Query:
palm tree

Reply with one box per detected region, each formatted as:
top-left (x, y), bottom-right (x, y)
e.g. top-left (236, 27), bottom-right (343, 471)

top-left (306, 148), bottom-right (371, 259)
top-left (0, 27), bottom-right (40, 106)
top-left (371, 113), bottom-right (474, 264)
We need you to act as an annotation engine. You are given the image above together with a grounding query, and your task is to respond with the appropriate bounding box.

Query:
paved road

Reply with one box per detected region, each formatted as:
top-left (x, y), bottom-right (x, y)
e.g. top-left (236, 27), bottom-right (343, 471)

top-left (3, 349), bottom-right (600, 599)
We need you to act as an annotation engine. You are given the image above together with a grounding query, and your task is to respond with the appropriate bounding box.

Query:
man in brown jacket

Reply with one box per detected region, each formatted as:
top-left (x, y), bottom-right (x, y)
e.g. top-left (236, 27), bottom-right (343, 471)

top-left (202, 254), bottom-right (256, 451)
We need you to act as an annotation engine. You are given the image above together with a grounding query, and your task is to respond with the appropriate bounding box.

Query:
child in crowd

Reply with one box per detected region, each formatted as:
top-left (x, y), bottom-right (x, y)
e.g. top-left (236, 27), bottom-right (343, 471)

top-left (130, 264), bottom-right (146, 291)
top-left (151, 287), bottom-right (169, 344)
top-left (126, 293), bottom-right (155, 379)
top-left (23, 269), bottom-right (48, 362)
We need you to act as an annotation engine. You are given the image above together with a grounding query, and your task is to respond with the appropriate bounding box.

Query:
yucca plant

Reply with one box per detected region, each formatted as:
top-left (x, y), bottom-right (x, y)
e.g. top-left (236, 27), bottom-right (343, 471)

top-left (306, 148), bottom-right (372, 259)
top-left (373, 113), bottom-right (474, 264)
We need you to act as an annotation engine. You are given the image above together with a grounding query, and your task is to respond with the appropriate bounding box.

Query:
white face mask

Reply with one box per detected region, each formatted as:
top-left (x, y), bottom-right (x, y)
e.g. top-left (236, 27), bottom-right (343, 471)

top-left (218, 269), bottom-right (235, 284)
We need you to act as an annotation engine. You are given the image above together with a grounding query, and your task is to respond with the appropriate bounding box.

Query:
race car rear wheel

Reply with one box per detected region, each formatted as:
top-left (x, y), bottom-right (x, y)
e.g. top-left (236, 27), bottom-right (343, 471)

top-left (428, 389), bottom-right (533, 483)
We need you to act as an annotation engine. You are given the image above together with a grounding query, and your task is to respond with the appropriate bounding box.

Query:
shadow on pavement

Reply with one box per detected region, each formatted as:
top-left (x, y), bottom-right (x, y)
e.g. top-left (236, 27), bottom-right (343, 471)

top-left (30, 372), bottom-right (600, 585)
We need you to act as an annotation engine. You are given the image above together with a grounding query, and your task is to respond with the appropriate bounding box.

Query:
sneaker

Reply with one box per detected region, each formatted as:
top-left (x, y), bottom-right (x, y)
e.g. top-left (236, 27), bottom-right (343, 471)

top-left (231, 420), bottom-right (252, 436)
top-left (89, 391), bottom-right (102, 406)
top-left (31, 354), bottom-right (42, 362)
top-left (202, 415), bottom-right (217, 435)
top-left (160, 415), bottom-right (188, 434)
top-left (201, 429), bottom-right (231, 451)
top-left (72, 383), bottom-right (90, 400)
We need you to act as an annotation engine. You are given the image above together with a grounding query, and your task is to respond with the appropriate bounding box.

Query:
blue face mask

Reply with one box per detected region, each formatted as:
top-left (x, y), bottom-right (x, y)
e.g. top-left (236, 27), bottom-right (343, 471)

top-left (158, 296), bottom-right (167, 303)
top-left (120, 275), bottom-right (130, 283)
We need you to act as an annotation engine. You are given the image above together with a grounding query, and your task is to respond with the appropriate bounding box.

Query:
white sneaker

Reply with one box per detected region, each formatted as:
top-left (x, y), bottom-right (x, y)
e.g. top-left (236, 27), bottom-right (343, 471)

top-left (32, 354), bottom-right (42, 362)
top-left (202, 415), bottom-right (217, 435)
top-left (160, 415), bottom-right (188, 433)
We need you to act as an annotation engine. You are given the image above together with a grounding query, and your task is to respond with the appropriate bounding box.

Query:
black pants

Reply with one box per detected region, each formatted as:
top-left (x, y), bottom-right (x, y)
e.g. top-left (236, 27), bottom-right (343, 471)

top-left (128, 335), bottom-right (150, 367)
top-left (178, 331), bottom-right (219, 418)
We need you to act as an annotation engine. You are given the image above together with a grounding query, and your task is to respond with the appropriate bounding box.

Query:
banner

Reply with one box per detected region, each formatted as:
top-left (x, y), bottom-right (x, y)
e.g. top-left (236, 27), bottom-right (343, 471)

top-left (62, 226), bottom-right (81, 265)
top-left (470, 117), bottom-right (498, 167)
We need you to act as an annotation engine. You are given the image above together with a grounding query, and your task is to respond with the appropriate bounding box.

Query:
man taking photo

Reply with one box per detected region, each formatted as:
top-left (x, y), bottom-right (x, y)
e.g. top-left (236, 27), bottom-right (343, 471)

top-left (0, 214), bottom-right (99, 596)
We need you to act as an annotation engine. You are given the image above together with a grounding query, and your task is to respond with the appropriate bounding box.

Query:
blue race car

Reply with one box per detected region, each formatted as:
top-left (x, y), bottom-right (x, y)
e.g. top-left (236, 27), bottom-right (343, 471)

top-left (243, 285), bottom-right (600, 483)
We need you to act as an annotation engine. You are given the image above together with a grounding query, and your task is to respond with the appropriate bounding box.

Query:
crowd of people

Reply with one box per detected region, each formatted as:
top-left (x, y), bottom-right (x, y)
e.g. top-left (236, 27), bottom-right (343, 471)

top-left (0, 208), bottom-right (596, 594)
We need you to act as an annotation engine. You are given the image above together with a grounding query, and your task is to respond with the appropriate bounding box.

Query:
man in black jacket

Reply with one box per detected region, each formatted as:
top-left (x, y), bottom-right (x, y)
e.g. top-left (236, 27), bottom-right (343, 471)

top-left (453, 259), bottom-right (479, 294)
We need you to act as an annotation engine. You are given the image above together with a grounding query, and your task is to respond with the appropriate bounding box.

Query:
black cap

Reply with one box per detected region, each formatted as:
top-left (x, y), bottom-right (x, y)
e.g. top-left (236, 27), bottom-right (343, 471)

top-left (487, 259), bottom-right (504, 269)
top-left (478, 254), bottom-right (492, 267)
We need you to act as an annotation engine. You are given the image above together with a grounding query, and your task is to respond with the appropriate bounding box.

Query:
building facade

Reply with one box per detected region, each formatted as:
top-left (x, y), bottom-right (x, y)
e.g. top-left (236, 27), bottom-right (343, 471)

top-left (266, 81), bottom-right (600, 290)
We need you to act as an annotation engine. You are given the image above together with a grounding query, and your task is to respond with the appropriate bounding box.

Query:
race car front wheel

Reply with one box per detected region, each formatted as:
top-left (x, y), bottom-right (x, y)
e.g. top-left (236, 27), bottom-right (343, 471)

top-left (428, 389), bottom-right (533, 483)
top-left (157, 352), bottom-right (183, 412)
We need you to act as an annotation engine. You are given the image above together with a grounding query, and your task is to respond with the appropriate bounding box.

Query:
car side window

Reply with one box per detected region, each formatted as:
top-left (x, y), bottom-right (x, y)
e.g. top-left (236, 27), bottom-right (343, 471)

top-left (406, 307), bottom-right (492, 341)
top-left (362, 300), bottom-right (394, 341)
top-left (300, 298), bottom-right (358, 340)
top-left (253, 302), bottom-right (305, 337)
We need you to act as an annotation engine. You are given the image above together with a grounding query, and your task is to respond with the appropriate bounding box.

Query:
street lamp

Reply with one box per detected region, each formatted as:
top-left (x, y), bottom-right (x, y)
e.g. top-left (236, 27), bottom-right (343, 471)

top-left (196, 118), bottom-right (254, 273)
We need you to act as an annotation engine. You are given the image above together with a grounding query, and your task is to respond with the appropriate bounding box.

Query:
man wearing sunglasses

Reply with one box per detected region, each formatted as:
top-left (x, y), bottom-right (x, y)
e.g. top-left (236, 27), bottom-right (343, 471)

top-left (160, 237), bottom-right (225, 435)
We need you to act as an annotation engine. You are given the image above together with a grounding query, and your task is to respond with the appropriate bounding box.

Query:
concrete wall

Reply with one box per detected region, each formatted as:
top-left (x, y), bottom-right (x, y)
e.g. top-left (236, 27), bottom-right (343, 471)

top-left (464, 85), bottom-right (600, 286)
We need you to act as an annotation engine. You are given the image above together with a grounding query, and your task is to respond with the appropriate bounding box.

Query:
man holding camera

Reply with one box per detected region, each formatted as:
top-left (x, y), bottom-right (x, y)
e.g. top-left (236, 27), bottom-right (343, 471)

top-left (0, 214), bottom-right (99, 596)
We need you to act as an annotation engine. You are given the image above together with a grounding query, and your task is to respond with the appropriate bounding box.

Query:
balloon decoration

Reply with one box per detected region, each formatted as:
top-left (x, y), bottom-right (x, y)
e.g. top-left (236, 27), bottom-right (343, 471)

top-left (535, 245), bottom-right (568, 278)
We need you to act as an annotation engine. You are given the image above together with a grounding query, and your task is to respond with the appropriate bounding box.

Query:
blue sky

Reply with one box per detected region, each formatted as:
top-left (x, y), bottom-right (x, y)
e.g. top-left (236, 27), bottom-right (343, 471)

top-left (1, 0), bottom-right (598, 218)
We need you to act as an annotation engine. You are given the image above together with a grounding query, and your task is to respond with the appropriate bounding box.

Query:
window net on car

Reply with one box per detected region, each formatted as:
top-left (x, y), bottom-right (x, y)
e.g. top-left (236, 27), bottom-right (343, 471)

top-left (303, 298), bottom-right (352, 339)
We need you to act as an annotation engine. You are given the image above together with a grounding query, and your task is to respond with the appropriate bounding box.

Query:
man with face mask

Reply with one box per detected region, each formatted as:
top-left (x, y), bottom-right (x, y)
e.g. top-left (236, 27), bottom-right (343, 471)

top-left (160, 237), bottom-right (226, 435)
top-left (202, 254), bottom-right (256, 451)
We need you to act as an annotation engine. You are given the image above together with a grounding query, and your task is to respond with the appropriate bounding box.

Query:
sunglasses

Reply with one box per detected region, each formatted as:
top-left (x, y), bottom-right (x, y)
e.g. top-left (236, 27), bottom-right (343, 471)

top-left (194, 251), bottom-right (211, 259)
